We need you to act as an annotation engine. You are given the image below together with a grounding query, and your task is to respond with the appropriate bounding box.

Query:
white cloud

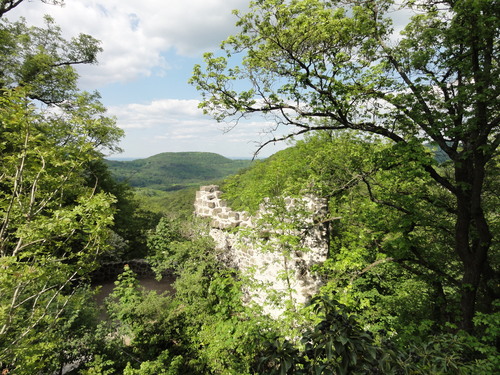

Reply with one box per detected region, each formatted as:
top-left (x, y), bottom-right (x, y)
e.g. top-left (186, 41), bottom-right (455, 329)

top-left (108, 99), bottom-right (204, 129)
top-left (107, 99), bottom-right (289, 158)
top-left (7, 0), bottom-right (249, 86)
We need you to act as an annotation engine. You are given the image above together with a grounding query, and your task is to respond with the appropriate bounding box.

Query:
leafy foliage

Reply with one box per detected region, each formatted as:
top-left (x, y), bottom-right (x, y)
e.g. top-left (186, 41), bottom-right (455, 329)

top-left (220, 132), bottom-right (499, 372)
top-left (191, 0), bottom-right (500, 333)
top-left (1, 1), bottom-right (498, 373)
top-left (80, 218), bottom-right (279, 375)
top-left (0, 89), bottom-right (120, 372)
top-left (0, 4), bottom-right (123, 372)
top-left (259, 296), bottom-right (388, 374)
top-left (0, 14), bottom-right (102, 104)
top-left (85, 158), bottom-right (161, 259)
top-left (134, 186), bottom-right (199, 220)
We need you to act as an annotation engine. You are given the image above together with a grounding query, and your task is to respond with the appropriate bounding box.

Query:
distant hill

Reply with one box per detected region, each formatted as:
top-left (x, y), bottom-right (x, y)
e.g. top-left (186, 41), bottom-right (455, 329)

top-left (105, 152), bottom-right (252, 191)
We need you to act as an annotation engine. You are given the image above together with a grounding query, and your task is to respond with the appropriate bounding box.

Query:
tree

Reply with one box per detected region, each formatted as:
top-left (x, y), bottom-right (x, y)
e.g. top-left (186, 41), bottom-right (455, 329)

top-left (0, 87), bottom-right (119, 373)
top-left (0, 14), bottom-right (102, 104)
top-left (78, 219), bottom-right (277, 374)
top-left (191, 0), bottom-right (499, 332)
top-left (0, 2), bottom-right (123, 371)
top-left (84, 158), bottom-right (161, 260)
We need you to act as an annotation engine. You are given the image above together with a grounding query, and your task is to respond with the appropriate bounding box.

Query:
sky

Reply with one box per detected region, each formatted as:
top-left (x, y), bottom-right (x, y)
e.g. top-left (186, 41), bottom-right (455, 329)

top-left (7, 0), bottom-right (288, 159)
top-left (7, 0), bottom-right (412, 160)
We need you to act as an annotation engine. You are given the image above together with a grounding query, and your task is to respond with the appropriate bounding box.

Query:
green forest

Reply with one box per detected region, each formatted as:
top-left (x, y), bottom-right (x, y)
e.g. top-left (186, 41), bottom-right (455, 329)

top-left (105, 153), bottom-right (251, 191)
top-left (1, 0), bottom-right (498, 374)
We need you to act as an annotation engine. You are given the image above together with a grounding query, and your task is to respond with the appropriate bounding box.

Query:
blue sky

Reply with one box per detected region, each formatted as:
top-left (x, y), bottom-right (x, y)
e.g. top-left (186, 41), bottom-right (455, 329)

top-left (9, 0), bottom-right (412, 160)
top-left (8, 0), bottom-right (289, 159)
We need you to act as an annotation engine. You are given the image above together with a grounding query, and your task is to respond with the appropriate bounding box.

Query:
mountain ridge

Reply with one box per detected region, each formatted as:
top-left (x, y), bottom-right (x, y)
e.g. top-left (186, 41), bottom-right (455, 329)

top-left (105, 151), bottom-right (252, 191)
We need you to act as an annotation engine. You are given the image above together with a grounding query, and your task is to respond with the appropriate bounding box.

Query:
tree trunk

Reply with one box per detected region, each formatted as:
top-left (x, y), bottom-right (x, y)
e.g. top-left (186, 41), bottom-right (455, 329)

top-left (454, 155), bottom-right (492, 332)
top-left (460, 261), bottom-right (482, 333)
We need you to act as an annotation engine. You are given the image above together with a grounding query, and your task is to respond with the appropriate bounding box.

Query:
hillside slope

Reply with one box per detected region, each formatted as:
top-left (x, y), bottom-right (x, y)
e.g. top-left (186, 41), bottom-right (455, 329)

top-left (105, 152), bottom-right (252, 191)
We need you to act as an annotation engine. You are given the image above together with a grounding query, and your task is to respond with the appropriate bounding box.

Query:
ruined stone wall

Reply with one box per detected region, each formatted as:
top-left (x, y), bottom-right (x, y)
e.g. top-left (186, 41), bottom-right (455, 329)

top-left (194, 185), bottom-right (329, 317)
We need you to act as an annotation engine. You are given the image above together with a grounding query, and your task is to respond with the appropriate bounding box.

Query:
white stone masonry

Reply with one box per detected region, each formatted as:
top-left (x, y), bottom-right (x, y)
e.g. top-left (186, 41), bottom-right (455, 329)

top-left (194, 185), bottom-right (329, 317)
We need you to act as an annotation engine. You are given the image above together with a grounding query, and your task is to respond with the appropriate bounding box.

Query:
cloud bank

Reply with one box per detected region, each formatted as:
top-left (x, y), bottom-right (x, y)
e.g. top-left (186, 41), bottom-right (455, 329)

top-left (8, 0), bottom-right (249, 87)
top-left (107, 99), bottom-right (289, 158)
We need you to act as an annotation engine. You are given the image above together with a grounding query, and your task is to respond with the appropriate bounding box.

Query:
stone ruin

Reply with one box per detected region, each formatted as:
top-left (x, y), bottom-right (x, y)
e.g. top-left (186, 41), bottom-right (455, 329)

top-left (194, 185), bottom-right (329, 317)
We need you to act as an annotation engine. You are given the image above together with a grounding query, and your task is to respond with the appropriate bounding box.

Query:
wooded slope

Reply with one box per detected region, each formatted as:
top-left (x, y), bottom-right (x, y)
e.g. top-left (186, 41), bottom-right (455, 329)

top-left (106, 152), bottom-right (252, 191)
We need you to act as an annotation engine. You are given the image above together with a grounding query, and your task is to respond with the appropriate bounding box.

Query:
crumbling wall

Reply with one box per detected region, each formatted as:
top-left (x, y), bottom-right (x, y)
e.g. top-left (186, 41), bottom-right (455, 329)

top-left (194, 185), bottom-right (329, 317)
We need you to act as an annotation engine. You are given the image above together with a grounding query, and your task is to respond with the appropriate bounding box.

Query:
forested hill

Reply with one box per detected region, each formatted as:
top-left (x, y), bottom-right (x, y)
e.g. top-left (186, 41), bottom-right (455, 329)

top-left (105, 152), bottom-right (252, 191)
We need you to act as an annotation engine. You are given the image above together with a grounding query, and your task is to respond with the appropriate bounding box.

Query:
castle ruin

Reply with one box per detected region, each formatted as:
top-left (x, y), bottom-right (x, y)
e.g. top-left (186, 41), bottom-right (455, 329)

top-left (194, 185), bottom-right (329, 317)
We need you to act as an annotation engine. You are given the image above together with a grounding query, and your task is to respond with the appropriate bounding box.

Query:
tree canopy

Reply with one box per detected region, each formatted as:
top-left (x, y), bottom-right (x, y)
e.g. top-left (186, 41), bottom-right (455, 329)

top-left (0, 2), bottom-right (124, 371)
top-left (0, 0), bottom-right (498, 372)
top-left (191, 0), bottom-right (499, 332)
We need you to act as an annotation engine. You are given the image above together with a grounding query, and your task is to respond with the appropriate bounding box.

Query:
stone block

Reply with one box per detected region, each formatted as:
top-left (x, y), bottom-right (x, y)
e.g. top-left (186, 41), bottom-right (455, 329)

top-left (220, 221), bottom-right (234, 230)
